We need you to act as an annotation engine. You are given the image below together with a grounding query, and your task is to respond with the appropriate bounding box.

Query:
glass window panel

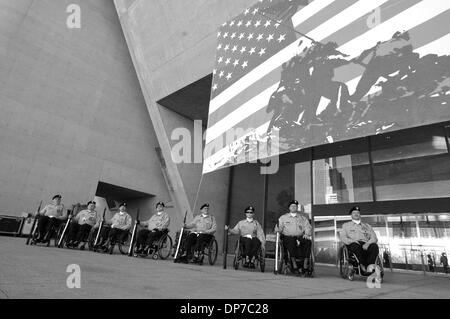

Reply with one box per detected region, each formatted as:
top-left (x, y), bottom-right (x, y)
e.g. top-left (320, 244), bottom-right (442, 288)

top-left (314, 217), bottom-right (337, 264)
top-left (313, 152), bottom-right (373, 204)
top-left (294, 161), bottom-right (311, 218)
top-left (372, 126), bottom-right (450, 200)
top-left (228, 163), bottom-right (265, 253)
top-left (318, 212), bottom-right (450, 272)
top-left (265, 164), bottom-right (295, 235)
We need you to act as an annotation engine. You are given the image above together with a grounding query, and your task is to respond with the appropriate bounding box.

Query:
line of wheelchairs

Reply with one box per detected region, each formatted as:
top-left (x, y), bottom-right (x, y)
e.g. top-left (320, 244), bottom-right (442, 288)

top-left (27, 215), bottom-right (131, 255)
top-left (26, 216), bottom-right (384, 282)
top-left (26, 215), bottom-right (216, 263)
top-left (225, 230), bottom-right (384, 283)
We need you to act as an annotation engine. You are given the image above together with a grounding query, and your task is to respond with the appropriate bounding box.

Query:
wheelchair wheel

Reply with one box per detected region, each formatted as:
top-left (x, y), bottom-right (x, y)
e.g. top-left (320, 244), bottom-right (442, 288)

top-left (339, 246), bottom-right (350, 279)
top-left (348, 266), bottom-right (355, 281)
top-left (258, 248), bottom-right (265, 273)
top-left (87, 227), bottom-right (96, 251)
top-left (157, 234), bottom-right (173, 260)
top-left (118, 232), bottom-right (131, 255)
top-left (208, 238), bottom-right (218, 265)
top-left (233, 240), bottom-right (241, 270)
top-left (46, 223), bottom-right (59, 247)
top-left (29, 230), bottom-right (39, 245)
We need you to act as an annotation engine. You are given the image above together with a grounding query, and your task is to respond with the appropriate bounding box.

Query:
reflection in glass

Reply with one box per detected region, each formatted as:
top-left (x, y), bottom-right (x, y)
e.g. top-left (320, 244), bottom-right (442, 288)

top-left (313, 153), bottom-right (372, 204)
top-left (372, 127), bottom-right (450, 201)
top-left (265, 164), bottom-right (295, 235)
top-left (314, 213), bottom-right (450, 274)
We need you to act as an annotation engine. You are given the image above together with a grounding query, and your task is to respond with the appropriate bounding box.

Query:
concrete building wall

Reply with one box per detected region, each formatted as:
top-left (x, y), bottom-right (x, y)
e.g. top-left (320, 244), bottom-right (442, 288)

top-left (0, 0), bottom-right (170, 215)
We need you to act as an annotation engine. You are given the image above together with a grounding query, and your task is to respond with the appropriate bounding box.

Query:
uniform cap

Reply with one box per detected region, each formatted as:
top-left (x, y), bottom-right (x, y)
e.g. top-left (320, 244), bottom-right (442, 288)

top-left (200, 203), bottom-right (210, 210)
top-left (52, 194), bottom-right (62, 200)
top-left (245, 206), bottom-right (255, 213)
top-left (156, 201), bottom-right (165, 208)
top-left (288, 200), bottom-right (299, 206)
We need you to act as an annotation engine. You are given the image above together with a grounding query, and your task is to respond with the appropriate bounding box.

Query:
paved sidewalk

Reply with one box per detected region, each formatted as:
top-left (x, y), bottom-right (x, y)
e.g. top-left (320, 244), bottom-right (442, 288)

top-left (0, 237), bottom-right (449, 299)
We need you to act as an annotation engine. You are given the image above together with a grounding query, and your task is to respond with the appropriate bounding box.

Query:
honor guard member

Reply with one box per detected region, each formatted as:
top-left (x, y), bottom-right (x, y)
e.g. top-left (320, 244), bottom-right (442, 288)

top-left (36, 194), bottom-right (66, 243)
top-left (135, 201), bottom-right (170, 254)
top-left (181, 203), bottom-right (217, 263)
top-left (98, 202), bottom-right (132, 248)
top-left (276, 200), bottom-right (312, 275)
top-left (340, 206), bottom-right (379, 274)
top-left (225, 206), bottom-right (265, 268)
top-left (66, 201), bottom-right (99, 249)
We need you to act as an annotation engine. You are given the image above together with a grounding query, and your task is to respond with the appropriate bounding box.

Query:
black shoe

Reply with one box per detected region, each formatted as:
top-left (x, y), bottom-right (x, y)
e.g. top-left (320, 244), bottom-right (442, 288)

top-left (79, 244), bottom-right (85, 251)
top-left (243, 262), bottom-right (249, 268)
top-left (249, 262), bottom-right (255, 269)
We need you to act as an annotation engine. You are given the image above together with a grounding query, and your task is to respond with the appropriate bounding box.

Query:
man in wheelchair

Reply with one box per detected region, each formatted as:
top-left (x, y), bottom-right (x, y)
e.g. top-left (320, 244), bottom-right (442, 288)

top-left (340, 206), bottom-right (380, 276)
top-left (276, 200), bottom-right (312, 276)
top-left (34, 194), bottom-right (66, 243)
top-left (180, 203), bottom-right (217, 264)
top-left (66, 201), bottom-right (98, 249)
top-left (135, 201), bottom-right (170, 255)
top-left (225, 205), bottom-right (265, 268)
top-left (95, 202), bottom-right (132, 250)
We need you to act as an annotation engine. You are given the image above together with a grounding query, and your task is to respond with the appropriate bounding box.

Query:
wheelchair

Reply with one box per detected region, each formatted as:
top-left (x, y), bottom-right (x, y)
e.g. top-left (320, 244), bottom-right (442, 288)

top-left (232, 237), bottom-right (265, 272)
top-left (55, 221), bottom-right (92, 250)
top-left (90, 224), bottom-right (131, 255)
top-left (173, 230), bottom-right (218, 265)
top-left (29, 217), bottom-right (65, 247)
top-left (275, 234), bottom-right (314, 277)
top-left (338, 245), bottom-right (384, 282)
top-left (132, 229), bottom-right (173, 260)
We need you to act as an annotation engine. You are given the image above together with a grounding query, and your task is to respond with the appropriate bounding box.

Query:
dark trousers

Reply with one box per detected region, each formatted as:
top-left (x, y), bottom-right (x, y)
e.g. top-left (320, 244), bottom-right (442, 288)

top-left (92, 225), bottom-right (107, 245)
top-left (37, 216), bottom-right (60, 240)
top-left (347, 242), bottom-right (379, 267)
top-left (136, 229), bottom-right (163, 247)
top-left (68, 223), bottom-right (92, 243)
top-left (282, 236), bottom-right (312, 270)
top-left (108, 228), bottom-right (128, 244)
top-left (282, 236), bottom-right (311, 259)
top-left (240, 237), bottom-right (261, 259)
top-left (98, 227), bottom-right (127, 245)
top-left (184, 233), bottom-right (213, 258)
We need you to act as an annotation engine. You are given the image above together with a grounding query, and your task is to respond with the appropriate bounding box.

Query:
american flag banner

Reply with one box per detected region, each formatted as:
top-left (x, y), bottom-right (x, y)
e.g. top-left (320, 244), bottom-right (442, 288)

top-left (203, 0), bottom-right (450, 174)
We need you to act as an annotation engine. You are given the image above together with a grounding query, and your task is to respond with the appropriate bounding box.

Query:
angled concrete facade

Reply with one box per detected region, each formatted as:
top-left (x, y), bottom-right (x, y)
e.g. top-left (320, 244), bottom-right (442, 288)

top-left (113, 0), bottom-right (257, 248)
top-left (0, 0), bottom-right (170, 218)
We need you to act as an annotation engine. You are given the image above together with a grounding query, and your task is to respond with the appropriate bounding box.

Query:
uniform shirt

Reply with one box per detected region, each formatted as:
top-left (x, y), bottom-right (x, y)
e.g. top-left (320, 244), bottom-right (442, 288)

top-left (74, 209), bottom-right (98, 227)
top-left (230, 219), bottom-right (265, 246)
top-left (143, 211), bottom-right (170, 231)
top-left (40, 203), bottom-right (65, 218)
top-left (339, 220), bottom-right (378, 245)
top-left (278, 213), bottom-right (312, 237)
top-left (110, 212), bottom-right (132, 230)
top-left (186, 214), bottom-right (217, 235)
